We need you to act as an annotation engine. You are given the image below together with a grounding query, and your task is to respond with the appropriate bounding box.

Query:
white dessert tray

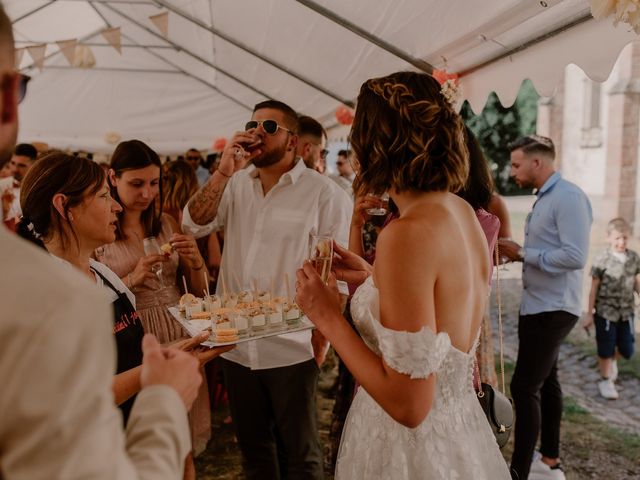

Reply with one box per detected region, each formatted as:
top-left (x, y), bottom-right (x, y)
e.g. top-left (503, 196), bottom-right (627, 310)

top-left (168, 307), bottom-right (315, 347)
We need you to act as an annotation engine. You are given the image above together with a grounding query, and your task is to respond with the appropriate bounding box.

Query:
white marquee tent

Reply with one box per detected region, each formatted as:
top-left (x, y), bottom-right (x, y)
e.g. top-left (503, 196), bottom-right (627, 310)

top-left (6, 0), bottom-right (639, 153)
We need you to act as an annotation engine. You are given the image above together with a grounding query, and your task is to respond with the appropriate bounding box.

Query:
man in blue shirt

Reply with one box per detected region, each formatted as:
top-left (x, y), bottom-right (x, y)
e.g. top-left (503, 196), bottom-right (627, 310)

top-left (499, 135), bottom-right (592, 480)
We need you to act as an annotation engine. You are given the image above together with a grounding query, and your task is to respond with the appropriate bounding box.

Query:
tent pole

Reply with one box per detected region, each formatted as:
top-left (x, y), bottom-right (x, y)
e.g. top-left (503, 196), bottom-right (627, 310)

top-left (102, 3), bottom-right (274, 102)
top-left (89, 2), bottom-right (254, 111)
top-left (15, 41), bottom-right (175, 49)
top-left (126, 35), bottom-right (254, 111)
top-left (293, 0), bottom-right (434, 74)
top-left (150, 0), bottom-right (354, 107)
top-left (43, 65), bottom-right (180, 74)
top-left (459, 12), bottom-right (593, 78)
top-left (12, 1), bottom-right (56, 24)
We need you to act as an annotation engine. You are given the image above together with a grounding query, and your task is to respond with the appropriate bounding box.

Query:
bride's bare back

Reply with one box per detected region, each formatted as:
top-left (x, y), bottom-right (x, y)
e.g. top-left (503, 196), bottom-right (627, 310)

top-left (374, 191), bottom-right (489, 355)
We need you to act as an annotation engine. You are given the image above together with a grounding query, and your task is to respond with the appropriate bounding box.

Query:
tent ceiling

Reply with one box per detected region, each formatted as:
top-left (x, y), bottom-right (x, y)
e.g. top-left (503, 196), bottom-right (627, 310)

top-left (5, 0), bottom-right (639, 153)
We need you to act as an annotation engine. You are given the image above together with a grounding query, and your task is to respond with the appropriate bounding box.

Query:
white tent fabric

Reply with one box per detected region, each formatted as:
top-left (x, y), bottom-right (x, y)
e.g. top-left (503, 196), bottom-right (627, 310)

top-left (6, 0), bottom-right (639, 153)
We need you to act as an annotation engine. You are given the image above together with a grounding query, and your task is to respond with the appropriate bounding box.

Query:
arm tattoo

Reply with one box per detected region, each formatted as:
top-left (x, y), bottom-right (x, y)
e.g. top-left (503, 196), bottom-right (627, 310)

top-left (187, 174), bottom-right (227, 225)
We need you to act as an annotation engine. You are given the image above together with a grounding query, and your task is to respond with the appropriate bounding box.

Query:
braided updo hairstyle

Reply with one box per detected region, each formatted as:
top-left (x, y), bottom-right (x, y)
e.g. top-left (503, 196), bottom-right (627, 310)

top-left (351, 71), bottom-right (468, 198)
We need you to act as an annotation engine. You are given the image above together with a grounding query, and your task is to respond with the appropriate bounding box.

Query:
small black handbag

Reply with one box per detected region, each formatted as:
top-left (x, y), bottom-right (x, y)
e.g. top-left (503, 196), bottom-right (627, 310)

top-left (477, 382), bottom-right (514, 448)
top-left (476, 244), bottom-right (514, 449)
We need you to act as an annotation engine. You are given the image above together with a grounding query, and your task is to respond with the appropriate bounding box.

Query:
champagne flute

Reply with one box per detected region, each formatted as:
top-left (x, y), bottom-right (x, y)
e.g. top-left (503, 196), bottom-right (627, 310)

top-left (365, 193), bottom-right (390, 216)
top-left (143, 236), bottom-right (165, 288)
top-left (309, 235), bottom-right (333, 284)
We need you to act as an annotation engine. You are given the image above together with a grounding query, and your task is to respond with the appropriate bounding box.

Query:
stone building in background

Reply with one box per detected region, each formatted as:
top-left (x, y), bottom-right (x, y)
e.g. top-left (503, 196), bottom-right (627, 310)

top-left (538, 42), bottom-right (640, 235)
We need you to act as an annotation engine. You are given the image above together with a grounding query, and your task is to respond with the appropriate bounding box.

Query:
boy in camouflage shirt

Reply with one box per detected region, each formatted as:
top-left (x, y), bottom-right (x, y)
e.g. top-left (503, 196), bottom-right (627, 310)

top-left (585, 218), bottom-right (638, 399)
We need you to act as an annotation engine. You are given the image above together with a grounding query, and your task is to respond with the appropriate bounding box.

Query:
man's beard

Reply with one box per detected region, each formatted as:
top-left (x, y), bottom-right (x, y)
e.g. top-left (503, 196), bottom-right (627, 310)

top-left (252, 142), bottom-right (288, 168)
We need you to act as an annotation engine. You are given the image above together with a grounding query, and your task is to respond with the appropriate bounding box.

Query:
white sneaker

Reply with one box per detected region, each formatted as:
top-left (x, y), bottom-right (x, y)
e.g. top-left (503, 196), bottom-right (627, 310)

top-left (610, 360), bottom-right (618, 382)
top-left (529, 452), bottom-right (566, 480)
top-left (598, 378), bottom-right (619, 400)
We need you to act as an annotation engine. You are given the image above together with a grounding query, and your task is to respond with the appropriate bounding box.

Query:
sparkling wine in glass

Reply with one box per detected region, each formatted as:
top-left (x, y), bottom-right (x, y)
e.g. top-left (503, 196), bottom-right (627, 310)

top-left (143, 236), bottom-right (165, 287)
top-left (309, 235), bottom-right (333, 284)
top-left (365, 193), bottom-right (390, 216)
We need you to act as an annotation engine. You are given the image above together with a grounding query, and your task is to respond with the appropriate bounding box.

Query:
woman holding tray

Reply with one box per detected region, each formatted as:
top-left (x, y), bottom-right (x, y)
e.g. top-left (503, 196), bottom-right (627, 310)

top-left (17, 152), bottom-right (229, 479)
top-left (99, 140), bottom-right (212, 463)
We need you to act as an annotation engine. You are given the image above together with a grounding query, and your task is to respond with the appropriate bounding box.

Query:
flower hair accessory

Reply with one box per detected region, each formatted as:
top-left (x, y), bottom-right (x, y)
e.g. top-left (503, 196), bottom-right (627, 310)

top-left (590, 0), bottom-right (640, 34)
top-left (21, 216), bottom-right (41, 239)
top-left (432, 69), bottom-right (460, 106)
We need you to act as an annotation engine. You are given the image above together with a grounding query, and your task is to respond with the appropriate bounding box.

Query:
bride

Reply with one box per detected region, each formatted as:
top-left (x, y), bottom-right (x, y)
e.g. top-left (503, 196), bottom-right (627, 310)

top-left (295, 71), bottom-right (511, 479)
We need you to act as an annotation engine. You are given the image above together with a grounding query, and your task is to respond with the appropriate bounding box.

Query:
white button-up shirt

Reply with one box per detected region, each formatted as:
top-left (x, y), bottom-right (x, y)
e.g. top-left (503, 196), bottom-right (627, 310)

top-left (182, 159), bottom-right (352, 370)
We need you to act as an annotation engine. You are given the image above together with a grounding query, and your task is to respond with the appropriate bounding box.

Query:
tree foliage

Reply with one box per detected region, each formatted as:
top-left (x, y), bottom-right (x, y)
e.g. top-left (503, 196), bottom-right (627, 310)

top-left (461, 79), bottom-right (539, 195)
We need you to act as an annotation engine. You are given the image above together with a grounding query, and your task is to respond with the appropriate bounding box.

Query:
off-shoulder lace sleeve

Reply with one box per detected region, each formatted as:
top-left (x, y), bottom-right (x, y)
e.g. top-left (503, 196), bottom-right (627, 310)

top-left (371, 320), bottom-right (451, 379)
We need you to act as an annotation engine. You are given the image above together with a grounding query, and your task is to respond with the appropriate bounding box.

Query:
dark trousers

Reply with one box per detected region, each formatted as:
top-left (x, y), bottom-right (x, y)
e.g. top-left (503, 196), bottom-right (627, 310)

top-left (222, 358), bottom-right (324, 480)
top-left (509, 311), bottom-right (577, 480)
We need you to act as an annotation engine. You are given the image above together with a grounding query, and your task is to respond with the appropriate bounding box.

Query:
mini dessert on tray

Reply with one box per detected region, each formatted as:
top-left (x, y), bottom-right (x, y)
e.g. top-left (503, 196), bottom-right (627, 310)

top-left (212, 328), bottom-right (239, 343)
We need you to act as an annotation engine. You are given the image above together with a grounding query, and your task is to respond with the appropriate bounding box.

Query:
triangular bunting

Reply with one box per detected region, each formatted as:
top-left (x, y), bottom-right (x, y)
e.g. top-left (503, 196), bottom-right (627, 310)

top-left (73, 44), bottom-right (96, 69)
top-left (26, 44), bottom-right (47, 72)
top-left (14, 48), bottom-right (24, 68)
top-left (149, 11), bottom-right (169, 37)
top-left (56, 39), bottom-right (77, 66)
top-left (101, 27), bottom-right (122, 54)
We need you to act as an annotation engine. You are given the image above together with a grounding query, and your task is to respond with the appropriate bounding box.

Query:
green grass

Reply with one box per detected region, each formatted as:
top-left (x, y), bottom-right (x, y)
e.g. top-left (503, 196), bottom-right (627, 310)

top-left (495, 358), bottom-right (640, 478)
top-left (567, 333), bottom-right (640, 381)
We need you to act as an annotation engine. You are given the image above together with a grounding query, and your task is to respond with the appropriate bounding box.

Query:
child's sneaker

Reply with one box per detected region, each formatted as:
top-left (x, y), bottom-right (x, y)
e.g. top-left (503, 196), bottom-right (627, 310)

top-left (610, 360), bottom-right (618, 382)
top-left (598, 378), bottom-right (619, 399)
top-left (529, 451), bottom-right (566, 480)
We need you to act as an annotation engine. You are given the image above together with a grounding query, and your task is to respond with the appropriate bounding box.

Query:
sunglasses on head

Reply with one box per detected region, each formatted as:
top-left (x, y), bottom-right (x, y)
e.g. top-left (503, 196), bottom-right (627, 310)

top-left (245, 119), bottom-right (292, 135)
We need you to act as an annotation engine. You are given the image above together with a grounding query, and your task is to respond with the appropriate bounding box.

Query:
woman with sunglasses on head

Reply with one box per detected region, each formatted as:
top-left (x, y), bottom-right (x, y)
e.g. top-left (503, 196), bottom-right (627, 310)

top-left (295, 72), bottom-right (510, 479)
top-left (16, 152), bottom-right (229, 425)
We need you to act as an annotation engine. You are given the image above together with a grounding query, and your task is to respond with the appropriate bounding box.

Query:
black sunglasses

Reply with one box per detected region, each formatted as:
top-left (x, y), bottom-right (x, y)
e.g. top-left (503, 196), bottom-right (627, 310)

top-left (245, 119), bottom-right (292, 135)
top-left (18, 74), bottom-right (30, 104)
top-left (320, 149), bottom-right (329, 159)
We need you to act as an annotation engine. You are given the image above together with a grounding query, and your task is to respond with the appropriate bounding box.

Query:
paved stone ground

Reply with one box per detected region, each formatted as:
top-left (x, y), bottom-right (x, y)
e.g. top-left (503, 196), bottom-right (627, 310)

top-left (492, 263), bottom-right (640, 436)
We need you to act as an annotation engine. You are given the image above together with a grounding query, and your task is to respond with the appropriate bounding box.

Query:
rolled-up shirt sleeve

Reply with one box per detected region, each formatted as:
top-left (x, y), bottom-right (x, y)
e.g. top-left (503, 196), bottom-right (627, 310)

top-left (523, 191), bottom-right (591, 274)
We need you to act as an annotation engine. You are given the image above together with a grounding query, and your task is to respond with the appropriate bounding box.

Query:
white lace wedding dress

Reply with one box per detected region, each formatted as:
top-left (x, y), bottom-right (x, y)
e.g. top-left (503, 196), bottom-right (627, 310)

top-left (335, 277), bottom-right (511, 479)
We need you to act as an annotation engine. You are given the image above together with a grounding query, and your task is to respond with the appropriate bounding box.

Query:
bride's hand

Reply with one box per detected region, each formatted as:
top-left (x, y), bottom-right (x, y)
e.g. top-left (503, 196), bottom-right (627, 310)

top-left (295, 261), bottom-right (342, 334)
top-left (332, 241), bottom-right (372, 287)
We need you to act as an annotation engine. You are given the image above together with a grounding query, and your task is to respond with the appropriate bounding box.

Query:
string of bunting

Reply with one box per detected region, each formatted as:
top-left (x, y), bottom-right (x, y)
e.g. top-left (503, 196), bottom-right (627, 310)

top-left (16, 12), bottom-right (170, 70)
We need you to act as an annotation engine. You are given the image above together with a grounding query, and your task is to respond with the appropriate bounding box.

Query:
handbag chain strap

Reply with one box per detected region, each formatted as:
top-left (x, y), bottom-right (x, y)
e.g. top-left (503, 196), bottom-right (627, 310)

top-left (494, 242), bottom-right (507, 396)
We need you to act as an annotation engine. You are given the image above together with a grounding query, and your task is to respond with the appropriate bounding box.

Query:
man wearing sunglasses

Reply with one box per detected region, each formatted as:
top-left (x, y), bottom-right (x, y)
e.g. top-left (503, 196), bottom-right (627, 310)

top-left (184, 100), bottom-right (352, 479)
top-left (184, 148), bottom-right (211, 186)
top-left (329, 149), bottom-right (356, 196)
top-left (0, 3), bottom-right (198, 479)
top-left (297, 115), bottom-right (329, 174)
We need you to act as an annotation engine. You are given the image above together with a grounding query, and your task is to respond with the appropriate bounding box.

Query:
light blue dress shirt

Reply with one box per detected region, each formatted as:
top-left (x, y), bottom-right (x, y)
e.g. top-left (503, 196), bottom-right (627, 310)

top-left (521, 172), bottom-right (593, 317)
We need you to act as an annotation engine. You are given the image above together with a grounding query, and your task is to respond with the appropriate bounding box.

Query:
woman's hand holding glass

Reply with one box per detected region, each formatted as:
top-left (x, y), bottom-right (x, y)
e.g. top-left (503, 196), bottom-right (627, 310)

top-left (295, 261), bottom-right (342, 335)
top-left (169, 233), bottom-right (204, 270)
top-left (129, 253), bottom-right (168, 289)
top-left (351, 195), bottom-right (381, 229)
top-left (331, 241), bottom-right (373, 287)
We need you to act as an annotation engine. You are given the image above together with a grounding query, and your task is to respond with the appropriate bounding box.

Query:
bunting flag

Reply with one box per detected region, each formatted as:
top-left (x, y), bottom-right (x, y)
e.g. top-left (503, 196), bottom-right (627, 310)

top-left (101, 27), bottom-right (122, 54)
top-left (149, 11), bottom-right (169, 37)
top-left (56, 39), bottom-right (78, 66)
top-left (14, 48), bottom-right (24, 68)
top-left (73, 44), bottom-right (96, 69)
top-left (26, 44), bottom-right (47, 72)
